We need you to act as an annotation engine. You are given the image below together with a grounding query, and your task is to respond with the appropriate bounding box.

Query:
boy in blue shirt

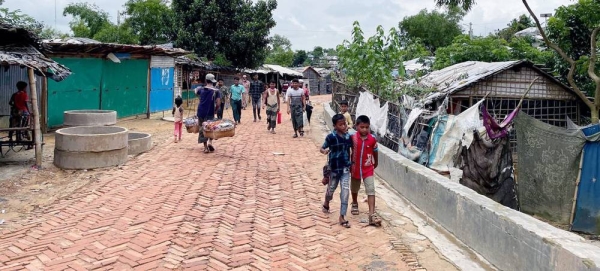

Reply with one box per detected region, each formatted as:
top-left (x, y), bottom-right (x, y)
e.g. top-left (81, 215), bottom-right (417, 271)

top-left (321, 114), bottom-right (353, 228)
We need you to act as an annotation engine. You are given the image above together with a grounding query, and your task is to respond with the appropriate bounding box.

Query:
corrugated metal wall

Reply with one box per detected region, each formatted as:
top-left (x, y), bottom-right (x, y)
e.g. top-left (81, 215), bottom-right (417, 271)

top-left (101, 59), bottom-right (149, 117)
top-left (0, 65), bottom-right (43, 116)
top-left (149, 56), bottom-right (175, 112)
top-left (303, 69), bottom-right (321, 95)
top-left (47, 58), bottom-right (104, 127)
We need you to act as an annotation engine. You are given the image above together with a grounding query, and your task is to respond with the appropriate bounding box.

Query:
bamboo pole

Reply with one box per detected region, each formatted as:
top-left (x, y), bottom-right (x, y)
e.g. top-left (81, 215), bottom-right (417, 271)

top-left (28, 68), bottom-right (42, 168)
top-left (569, 149), bottom-right (585, 229)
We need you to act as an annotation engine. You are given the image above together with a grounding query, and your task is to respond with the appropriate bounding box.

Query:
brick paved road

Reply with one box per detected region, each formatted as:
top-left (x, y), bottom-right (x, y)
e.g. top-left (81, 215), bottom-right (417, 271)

top-left (0, 96), bottom-right (410, 270)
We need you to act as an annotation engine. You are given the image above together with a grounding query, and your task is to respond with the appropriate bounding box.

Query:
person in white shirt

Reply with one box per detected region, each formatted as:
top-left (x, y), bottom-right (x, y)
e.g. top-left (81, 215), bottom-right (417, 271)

top-left (285, 79), bottom-right (306, 138)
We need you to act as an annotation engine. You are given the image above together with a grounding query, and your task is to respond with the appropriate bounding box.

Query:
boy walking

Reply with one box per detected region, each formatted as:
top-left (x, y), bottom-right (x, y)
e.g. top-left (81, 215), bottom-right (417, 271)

top-left (339, 100), bottom-right (353, 129)
top-left (249, 74), bottom-right (265, 122)
top-left (350, 115), bottom-right (382, 226)
top-left (321, 114), bottom-right (353, 228)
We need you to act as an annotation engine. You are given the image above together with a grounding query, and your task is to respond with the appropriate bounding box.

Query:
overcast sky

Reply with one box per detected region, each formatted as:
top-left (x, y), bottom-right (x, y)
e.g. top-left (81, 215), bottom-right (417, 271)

top-left (4, 0), bottom-right (565, 51)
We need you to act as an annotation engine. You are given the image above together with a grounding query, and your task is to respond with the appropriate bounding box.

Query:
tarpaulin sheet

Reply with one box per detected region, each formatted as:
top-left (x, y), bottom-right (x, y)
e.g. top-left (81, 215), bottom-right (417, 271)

top-left (515, 113), bottom-right (585, 224)
top-left (572, 124), bottom-right (600, 234)
top-left (356, 92), bottom-right (389, 136)
top-left (429, 100), bottom-right (483, 173)
top-left (457, 131), bottom-right (518, 209)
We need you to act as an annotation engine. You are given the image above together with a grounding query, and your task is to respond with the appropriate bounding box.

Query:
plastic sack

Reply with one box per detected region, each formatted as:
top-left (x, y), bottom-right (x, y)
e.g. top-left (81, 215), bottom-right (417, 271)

top-left (303, 111), bottom-right (308, 126)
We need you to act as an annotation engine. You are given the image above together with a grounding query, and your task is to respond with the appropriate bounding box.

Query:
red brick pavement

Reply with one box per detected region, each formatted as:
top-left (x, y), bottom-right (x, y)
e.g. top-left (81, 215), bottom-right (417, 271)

top-left (0, 96), bottom-right (410, 270)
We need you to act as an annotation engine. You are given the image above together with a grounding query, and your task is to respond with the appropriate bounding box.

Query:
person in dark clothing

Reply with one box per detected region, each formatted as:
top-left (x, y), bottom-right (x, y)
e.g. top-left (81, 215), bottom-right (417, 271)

top-left (249, 74), bottom-right (265, 122)
top-left (196, 74), bottom-right (221, 153)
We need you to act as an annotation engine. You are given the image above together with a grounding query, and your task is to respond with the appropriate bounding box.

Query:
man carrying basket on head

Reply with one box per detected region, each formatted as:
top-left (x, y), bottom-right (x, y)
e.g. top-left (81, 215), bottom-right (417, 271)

top-left (196, 74), bottom-right (221, 153)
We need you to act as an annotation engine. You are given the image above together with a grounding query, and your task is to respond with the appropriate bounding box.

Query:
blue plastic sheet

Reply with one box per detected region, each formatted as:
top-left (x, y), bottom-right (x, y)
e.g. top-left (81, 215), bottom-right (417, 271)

top-left (572, 124), bottom-right (600, 234)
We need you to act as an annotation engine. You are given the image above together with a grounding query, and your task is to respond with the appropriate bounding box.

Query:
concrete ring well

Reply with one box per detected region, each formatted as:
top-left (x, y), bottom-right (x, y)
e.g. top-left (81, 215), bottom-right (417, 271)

top-left (128, 132), bottom-right (152, 155)
top-left (55, 126), bottom-right (128, 152)
top-left (63, 110), bottom-right (117, 127)
top-left (54, 148), bottom-right (128, 170)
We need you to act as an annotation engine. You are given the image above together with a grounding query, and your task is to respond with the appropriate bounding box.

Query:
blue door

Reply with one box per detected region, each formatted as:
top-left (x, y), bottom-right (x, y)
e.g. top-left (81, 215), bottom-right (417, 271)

top-left (149, 67), bottom-right (174, 112)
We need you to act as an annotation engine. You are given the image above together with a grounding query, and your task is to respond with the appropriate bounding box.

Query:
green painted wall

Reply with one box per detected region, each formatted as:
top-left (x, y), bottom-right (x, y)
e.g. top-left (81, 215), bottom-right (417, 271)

top-left (101, 59), bottom-right (149, 118)
top-left (47, 57), bottom-right (149, 127)
top-left (47, 58), bottom-right (103, 127)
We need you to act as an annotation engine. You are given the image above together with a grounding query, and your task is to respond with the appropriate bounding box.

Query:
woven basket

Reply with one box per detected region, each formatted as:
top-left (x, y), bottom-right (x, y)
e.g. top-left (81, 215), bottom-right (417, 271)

top-left (186, 125), bottom-right (200, 134)
top-left (204, 128), bottom-right (235, 139)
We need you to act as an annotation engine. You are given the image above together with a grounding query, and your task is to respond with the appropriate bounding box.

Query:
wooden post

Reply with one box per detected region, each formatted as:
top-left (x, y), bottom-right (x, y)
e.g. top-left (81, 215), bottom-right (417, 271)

top-left (28, 68), bottom-right (42, 167)
top-left (569, 149), bottom-right (585, 229)
top-left (41, 75), bottom-right (48, 133)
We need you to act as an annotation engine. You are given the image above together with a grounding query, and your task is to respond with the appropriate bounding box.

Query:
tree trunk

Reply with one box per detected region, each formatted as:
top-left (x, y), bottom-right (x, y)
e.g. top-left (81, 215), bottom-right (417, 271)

top-left (28, 68), bottom-right (43, 168)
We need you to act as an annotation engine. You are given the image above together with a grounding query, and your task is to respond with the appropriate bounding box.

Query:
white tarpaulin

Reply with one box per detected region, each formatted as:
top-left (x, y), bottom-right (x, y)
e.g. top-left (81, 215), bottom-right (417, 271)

top-left (356, 92), bottom-right (389, 136)
top-left (403, 108), bottom-right (423, 137)
top-left (429, 100), bottom-right (484, 173)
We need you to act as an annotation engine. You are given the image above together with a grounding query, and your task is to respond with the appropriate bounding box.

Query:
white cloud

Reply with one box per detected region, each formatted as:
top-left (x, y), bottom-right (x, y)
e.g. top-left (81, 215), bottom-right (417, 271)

top-left (2, 0), bottom-right (569, 51)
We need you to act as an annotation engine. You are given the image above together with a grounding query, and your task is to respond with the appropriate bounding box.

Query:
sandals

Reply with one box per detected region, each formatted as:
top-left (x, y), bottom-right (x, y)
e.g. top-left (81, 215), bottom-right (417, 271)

top-left (351, 203), bottom-right (359, 215)
top-left (369, 213), bottom-right (382, 227)
top-left (203, 148), bottom-right (210, 153)
top-left (207, 145), bottom-right (215, 152)
top-left (339, 220), bottom-right (351, 228)
top-left (322, 205), bottom-right (330, 214)
top-left (300, 131), bottom-right (304, 137)
top-left (293, 134), bottom-right (298, 138)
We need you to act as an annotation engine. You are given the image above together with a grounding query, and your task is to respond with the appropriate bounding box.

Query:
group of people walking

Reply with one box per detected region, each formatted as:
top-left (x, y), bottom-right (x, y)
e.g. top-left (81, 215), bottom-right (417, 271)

top-left (172, 73), bottom-right (313, 150)
top-left (171, 73), bottom-right (381, 229)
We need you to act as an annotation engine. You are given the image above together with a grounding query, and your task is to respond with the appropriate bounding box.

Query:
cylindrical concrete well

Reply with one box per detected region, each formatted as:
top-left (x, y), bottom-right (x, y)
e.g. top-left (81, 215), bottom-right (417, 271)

top-left (128, 132), bottom-right (152, 155)
top-left (63, 110), bottom-right (117, 127)
top-left (54, 126), bottom-right (128, 169)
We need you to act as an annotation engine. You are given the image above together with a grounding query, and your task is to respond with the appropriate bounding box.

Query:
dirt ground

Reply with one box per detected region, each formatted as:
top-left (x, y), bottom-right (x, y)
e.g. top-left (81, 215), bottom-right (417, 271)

top-left (0, 111), bottom-right (175, 228)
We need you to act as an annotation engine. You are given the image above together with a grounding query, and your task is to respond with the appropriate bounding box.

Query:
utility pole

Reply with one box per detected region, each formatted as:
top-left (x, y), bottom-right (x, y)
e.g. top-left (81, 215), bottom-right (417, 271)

top-left (469, 22), bottom-right (473, 39)
top-left (463, 23), bottom-right (473, 38)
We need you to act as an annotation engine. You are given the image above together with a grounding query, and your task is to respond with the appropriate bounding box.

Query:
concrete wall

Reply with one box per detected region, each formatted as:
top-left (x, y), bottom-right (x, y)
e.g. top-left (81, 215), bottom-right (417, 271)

top-left (323, 102), bottom-right (600, 271)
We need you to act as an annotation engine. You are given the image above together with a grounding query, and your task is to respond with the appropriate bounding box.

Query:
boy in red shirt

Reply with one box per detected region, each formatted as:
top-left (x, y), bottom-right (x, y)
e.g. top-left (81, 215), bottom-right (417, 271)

top-left (350, 115), bottom-right (381, 226)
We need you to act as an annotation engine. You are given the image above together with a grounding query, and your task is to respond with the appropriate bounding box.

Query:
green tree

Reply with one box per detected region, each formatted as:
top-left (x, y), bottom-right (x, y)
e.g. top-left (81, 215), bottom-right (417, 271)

top-left (311, 46), bottom-right (324, 66)
top-left (434, 35), bottom-right (511, 69)
top-left (433, 35), bottom-right (551, 70)
top-left (93, 24), bottom-right (139, 44)
top-left (545, 0), bottom-right (600, 97)
top-left (124, 0), bottom-right (175, 45)
top-left (264, 49), bottom-right (294, 66)
top-left (39, 26), bottom-right (69, 39)
top-left (292, 50), bottom-right (308, 66)
top-left (324, 48), bottom-right (337, 56)
top-left (173, 0), bottom-right (277, 68)
top-left (434, 0), bottom-right (600, 121)
top-left (0, 1), bottom-right (43, 33)
top-left (495, 14), bottom-right (534, 41)
top-left (269, 34), bottom-right (292, 50)
top-left (336, 22), bottom-right (405, 99)
top-left (63, 3), bottom-right (111, 38)
top-left (399, 7), bottom-right (464, 53)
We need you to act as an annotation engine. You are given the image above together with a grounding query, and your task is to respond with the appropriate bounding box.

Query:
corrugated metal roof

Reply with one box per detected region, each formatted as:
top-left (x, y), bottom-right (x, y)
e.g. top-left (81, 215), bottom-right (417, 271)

top-left (263, 64), bottom-right (303, 77)
top-left (42, 39), bottom-right (189, 57)
top-left (403, 57), bottom-right (435, 72)
top-left (0, 23), bottom-right (71, 82)
top-left (405, 60), bottom-right (522, 102)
